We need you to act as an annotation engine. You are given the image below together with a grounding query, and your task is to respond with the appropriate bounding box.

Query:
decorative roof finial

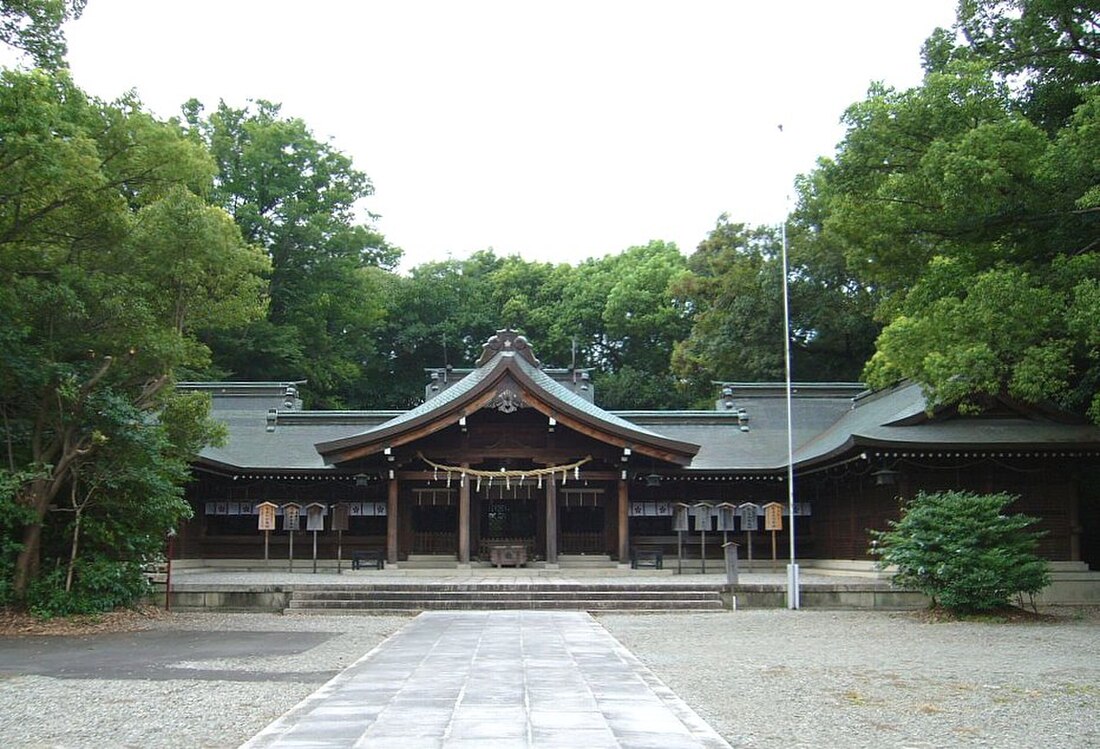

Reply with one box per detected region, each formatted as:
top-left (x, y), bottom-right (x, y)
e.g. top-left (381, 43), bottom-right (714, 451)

top-left (477, 328), bottom-right (540, 367)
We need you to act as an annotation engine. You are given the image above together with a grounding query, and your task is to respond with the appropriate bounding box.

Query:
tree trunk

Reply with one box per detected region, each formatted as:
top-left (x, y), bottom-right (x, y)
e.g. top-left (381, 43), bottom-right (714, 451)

top-left (12, 476), bottom-right (64, 598)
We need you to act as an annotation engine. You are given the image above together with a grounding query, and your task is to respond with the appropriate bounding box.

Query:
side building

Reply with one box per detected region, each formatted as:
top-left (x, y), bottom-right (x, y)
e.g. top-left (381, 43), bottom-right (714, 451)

top-left (180, 330), bottom-right (1100, 581)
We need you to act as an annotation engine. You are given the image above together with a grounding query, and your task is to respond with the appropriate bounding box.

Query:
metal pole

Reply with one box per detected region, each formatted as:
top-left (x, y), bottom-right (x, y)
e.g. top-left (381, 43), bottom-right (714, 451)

top-left (312, 530), bottom-right (318, 574)
top-left (165, 530), bottom-right (175, 613)
top-left (337, 529), bottom-right (343, 574)
top-left (781, 207), bottom-right (800, 609)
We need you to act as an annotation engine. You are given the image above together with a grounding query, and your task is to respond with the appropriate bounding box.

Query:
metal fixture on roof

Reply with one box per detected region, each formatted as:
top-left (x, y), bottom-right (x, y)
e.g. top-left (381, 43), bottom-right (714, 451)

top-left (354, 473), bottom-right (370, 487)
top-left (644, 473), bottom-right (662, 487)
top-left (266, 409), bottom-right (277, 432)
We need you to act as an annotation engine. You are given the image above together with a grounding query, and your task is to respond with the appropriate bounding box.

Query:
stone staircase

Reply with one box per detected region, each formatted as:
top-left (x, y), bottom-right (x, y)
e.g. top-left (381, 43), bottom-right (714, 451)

top-left (285, 582), bottom-right (726, 613)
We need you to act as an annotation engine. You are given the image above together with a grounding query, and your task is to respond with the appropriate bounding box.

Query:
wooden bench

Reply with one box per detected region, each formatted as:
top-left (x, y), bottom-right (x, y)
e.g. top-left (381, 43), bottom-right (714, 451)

top-left (631, 547), bottom-right (663, 569)
top-left (351, 549), bottom-right (384, 570)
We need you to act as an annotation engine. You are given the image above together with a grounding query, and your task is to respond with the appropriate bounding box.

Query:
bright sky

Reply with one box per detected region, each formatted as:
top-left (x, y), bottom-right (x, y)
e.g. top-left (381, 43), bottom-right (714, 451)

top-left (61, 1), bottom-right (959, 270)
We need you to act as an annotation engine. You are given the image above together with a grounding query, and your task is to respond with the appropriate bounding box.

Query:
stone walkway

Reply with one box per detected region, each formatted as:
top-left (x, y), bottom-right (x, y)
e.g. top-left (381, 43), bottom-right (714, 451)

top-left (240, 611), bottom-right (731, 749)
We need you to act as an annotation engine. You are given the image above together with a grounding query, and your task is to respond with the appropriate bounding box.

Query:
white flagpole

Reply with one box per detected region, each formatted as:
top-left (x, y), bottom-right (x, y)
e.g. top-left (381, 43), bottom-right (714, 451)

top-left (779, 124), bottom-right (800, 610)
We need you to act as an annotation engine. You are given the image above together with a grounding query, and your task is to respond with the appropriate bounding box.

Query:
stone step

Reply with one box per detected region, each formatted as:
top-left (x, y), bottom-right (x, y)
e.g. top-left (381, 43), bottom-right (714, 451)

top-left (291, 590), bottom-right (719, 602)
top-left (285, 607), bottom-right (726, 616)
top-left (287, 598), bottom-right (724, 611)
top-left (555, 555), bottom-right (616, 568)
top-left (284, 581), bottom-right (726, 612)
top-left (288, 583), bottom-right (722, 592)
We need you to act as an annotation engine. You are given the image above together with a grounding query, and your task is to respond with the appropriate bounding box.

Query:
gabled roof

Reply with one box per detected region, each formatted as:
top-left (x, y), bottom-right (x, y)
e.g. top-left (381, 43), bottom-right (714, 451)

top-left (314, 349), bottom-right (700, 466)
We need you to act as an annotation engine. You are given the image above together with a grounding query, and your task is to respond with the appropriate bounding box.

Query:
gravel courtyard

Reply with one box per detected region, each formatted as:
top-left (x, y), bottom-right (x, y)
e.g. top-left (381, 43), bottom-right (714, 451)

top-left (0, 609), bottom-right (1096, 748)
top-left (599, 610), bottom-right (1100, 748)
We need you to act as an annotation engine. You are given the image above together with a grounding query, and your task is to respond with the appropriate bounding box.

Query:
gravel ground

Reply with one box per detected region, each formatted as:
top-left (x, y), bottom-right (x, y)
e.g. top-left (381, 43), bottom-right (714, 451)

top-left (0, 613), bottom-right (412, 749)
top-left (598, 609), bottom-right (1100, 748)
top-left (0, 609), bottom-right (1096, 748)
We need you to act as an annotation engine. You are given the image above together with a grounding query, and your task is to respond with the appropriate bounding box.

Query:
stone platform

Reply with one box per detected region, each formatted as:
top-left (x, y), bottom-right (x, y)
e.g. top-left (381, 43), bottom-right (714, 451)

top-left (160, 566), bottom-right (932, 612)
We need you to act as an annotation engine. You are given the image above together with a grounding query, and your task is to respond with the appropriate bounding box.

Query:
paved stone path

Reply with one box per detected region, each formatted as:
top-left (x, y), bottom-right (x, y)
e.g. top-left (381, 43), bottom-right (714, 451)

top-left (241, 610), bottom-right (731, 748)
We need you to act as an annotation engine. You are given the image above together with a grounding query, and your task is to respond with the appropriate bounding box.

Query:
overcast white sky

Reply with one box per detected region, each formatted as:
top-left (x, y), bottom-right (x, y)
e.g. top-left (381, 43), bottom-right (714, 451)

top-left (61, 1), bottom-right (959, 269)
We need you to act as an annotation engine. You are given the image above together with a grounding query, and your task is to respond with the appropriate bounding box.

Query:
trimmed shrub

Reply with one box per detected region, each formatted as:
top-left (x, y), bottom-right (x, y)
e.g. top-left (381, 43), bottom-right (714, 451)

top-left (870, 490), bottom-right (1050, 612)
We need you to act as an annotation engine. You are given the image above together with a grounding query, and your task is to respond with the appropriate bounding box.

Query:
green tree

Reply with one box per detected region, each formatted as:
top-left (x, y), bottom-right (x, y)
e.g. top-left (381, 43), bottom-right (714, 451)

top-left (0, 70), bottom-right (268, 600)
top-left (955, 0), bottom-right (1100, 130)
top-left (799, 1), bottom-right (1100, 421)
top-left (184, 99), bottom-right (398, 408)
top-left (373, 243), bottom-right (694, 410)
top-left (0, 0), bottom-right (85, 69)
top-left (870, 490), bottom-right (1050, 612)
top-left (672, 216), bottom-right (877, 399)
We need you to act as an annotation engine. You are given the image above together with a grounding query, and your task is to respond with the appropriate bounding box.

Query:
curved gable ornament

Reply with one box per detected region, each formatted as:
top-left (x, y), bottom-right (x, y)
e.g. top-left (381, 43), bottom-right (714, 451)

top-left (487, 387), bottom-right (527, 413)
top-left (476, 328), bottom-right (540, 368)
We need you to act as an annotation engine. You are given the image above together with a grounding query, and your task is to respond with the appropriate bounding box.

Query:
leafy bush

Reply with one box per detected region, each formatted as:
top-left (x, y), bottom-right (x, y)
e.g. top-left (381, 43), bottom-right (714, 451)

top-left (25, 560), bottom-right (150, 619)
top-left (870, 490), bottom-right (1050, 612)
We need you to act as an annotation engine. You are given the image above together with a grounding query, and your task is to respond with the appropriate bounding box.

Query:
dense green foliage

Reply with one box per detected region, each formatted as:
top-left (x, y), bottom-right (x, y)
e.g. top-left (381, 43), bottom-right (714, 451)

top-left (671, 216), bottom-right (879, 390)
top-left (796, 0), bottom-right (1100, 422)
top-left (0, 66), bottom-right (267, 612)
top-left (0, 0), bottom-right (84, 69)
top-left (183, 99), bottom-right (399, 409)
top-left (870, 491), bottom-right (1050, 612)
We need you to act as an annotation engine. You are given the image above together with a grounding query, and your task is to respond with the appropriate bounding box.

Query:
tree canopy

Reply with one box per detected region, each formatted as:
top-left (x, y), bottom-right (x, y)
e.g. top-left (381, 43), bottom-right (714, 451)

top-left (0, 0), bottom-right (85, 69)
top-left (0, 68), bottom-right (268, 605)
top-left (790, 2), bottom-right (1100, 422)
top-left (184, 99), bottom-right (399, 408)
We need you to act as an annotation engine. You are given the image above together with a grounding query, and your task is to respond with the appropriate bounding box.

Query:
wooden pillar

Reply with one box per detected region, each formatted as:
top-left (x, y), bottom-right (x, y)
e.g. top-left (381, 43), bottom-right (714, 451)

top-left (458, 469), bottom-right (471, 563)
top-left (387, 477), bottom-right (398, 564)
top-left (1069, 472), bottom-right (1081, 562)
top-left (545, 478), bottom-right (558, 564)
top-left (618, 479), bottom-right (629, 563)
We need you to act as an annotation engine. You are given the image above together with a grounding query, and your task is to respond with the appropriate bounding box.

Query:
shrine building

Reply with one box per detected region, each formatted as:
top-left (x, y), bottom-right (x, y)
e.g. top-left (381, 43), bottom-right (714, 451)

top-left (179, 329), bottom-right (1100, 579)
